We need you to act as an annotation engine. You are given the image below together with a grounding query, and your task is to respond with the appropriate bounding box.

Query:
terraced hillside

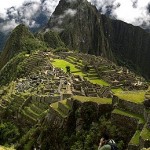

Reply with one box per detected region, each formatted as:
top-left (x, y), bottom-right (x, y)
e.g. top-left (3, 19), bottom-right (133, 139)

top-left (0, 50), bottom-right (149, 149)
top-left (112, 91), bottom-right (150, 149)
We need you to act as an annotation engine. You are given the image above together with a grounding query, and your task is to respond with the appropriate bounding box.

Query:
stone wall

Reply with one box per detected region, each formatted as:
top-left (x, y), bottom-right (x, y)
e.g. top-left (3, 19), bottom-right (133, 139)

top-left (112, 95), bottom-right (144, 115)
top-left (111, 113), bottom-right (138, 131)
top-left (31, 95), bottom-right (61, 104)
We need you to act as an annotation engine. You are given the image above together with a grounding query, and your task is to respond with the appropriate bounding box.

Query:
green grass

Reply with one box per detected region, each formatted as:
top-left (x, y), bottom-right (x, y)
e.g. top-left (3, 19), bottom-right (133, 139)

top-left (111, 88), bottom-right (123, 93)
top-left (73, 96), bottom-right (112, 104)
top-left (52, 59), bottom-right (109, 86)
top-left (60, 100), bottom-right (71, 109)
top-left (52, 59), bottom-right (80, 73)
top-left (50, 102), bottom-right (66, 118)
top-left (51, 102), bottom-right (58, 109)
top-left (86, 78), bottom-right (109, 86)
top-left (140, 125), bottom-right (150, 140)
top-left (114, 91), bottom-right (146, 103)
top-left (129, 130), bottom-right (140, 145)
top-left (112, 109), bottom-right (145, 124)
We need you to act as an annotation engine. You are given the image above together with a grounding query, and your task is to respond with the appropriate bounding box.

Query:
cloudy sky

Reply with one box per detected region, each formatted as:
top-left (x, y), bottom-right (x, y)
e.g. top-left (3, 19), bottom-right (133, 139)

top-left (0, 0), bottom-right (149, 33)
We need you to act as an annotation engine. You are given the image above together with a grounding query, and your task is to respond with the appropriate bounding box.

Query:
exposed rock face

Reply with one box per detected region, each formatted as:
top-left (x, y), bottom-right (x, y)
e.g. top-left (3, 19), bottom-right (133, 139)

top-left (113, 95), bottom-right (145, 115)
top-left (48, 0), bottom-right (150, 79)
top-left (101, 15), bottom-right (150, 78)
top-left (111, 113), bottom-right (138, 132)
top-left (47, 0), bottom-right (114, 60)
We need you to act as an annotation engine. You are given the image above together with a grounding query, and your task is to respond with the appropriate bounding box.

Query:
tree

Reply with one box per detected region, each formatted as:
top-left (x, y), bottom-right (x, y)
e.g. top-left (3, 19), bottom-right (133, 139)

top-left (0, 122), bottom-right (20, 145)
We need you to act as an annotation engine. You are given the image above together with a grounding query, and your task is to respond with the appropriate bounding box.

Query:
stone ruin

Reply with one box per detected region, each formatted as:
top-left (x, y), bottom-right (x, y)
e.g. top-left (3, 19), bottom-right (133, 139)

top-left (58, 52), bottom-right (148, 91)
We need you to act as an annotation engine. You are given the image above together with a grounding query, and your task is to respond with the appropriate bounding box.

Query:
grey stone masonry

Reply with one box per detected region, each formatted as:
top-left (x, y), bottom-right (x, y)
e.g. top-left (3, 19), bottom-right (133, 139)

top-left (112, 96), bottom-right (144, 115)
top-left (31, 95), bottom-right (61, 104)
top-left (111, 113), bottom-right (138, 130)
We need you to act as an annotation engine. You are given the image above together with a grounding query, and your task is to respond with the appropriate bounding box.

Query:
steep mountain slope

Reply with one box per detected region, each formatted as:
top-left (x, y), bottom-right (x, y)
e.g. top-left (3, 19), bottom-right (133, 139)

top-left (47, 0), bottom-right (114, 60)
top-left (47, 0), bottom-right (150, 79)
top-left (36, 30), bottom-right (65, 49)
top-left (0, 24), bottom-right (46, 69)
top-left (101, 15), bottom-right (150, 79)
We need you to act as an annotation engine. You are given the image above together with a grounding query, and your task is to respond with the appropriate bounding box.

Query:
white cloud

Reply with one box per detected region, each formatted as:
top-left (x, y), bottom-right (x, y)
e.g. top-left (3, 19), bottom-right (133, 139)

top-left (0, 0), bottom-right (59, 32)
top-left (89, 0), bottom-right (150, 28)
top-left (0, 19), bottom-right (19, 33)
top-left (42, 0), bottom-right (59, 16)
top-left (64, 9), bottom-right (77, 17)
top-left (0, 1), bottom-right (25, 14)
top-left (0, 0), bottom-right (149, 32)
top-left (112, 0), bottom-right (150, 26)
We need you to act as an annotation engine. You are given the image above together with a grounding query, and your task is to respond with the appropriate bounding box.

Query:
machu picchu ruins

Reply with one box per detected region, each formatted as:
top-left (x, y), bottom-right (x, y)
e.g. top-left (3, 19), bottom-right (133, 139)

top-left (0, 0), bottom-right (150, 149)
top-left (0, 49), bottom-right (150, 149)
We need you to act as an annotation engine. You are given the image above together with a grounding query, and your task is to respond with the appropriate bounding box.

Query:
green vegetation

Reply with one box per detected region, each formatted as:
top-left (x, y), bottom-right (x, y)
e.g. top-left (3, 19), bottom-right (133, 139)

top-left (86, 78), bottom-right (109, 86)
top-left (0, 24), bottom-right (46, 69)
top-left (0, 146), bottom-right (15, 150)
top-left (0, 23), bottom-right (149, 150)
top-left (140, 125), bottom-right (150, 140)
top-left (50, 102), bottom-right (67, 118)
top-left (60, 100), bottom-right (71, 109)
top-left (52, 59), bottom-right (109, 86)
top-left (73, 96), bottom-right (112, 104)
top-left (36, 30), bottom-right (65, 49)
top-left (0, 122), bottom-right (20, 145)
top-left (112, 109), bottom-right (145, 124)
top-left (16, 116), bottom-right (127, 150)
top-left (114, 91), bottom-right (146, 103)
top-left (52, 59), bottom-right (81, 73)
top-left (54, 47), bottom-right (69, 53)
top-left (129, 130), bottom-right (140, 145)
top-left (111, 88), bottom-right (123, 93)
top-left (0, 52), bottom-right (27, 85)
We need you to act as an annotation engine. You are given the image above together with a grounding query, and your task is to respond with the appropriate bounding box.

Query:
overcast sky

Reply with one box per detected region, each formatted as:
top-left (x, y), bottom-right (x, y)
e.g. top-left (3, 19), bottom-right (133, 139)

top-left (0, 0), bottom-right (149, 32)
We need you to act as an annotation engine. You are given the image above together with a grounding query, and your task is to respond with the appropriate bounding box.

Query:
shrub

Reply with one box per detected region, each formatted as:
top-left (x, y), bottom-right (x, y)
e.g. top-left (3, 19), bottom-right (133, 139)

top-left (0, 122), bottom-right (20, 145)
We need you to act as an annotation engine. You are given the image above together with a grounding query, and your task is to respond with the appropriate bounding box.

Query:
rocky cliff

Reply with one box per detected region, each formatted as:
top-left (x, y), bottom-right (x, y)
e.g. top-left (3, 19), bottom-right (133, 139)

top-left (48, 0), bottom-right (150, 79)
top-left (101, 15), bottom-right (150, 79)
top-left (47, 0), bottom-right (114, 60)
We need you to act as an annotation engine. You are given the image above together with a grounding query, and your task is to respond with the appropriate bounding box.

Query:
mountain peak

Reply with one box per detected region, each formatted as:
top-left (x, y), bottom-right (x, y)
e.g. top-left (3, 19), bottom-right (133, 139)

top-left (50, 0), bottom-right (88, 17)
top-left (11, 24), bottom-right (34, 39)
top-left (0, 24), bottom-right (45, 69)
top-left (47, 0), bottom-right (113, 60)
